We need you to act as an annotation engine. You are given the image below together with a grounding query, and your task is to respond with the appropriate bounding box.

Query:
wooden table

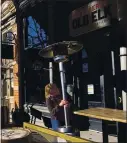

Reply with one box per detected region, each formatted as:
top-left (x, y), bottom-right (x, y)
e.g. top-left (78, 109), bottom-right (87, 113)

top-left (74, 107), bottom-right (127, 143)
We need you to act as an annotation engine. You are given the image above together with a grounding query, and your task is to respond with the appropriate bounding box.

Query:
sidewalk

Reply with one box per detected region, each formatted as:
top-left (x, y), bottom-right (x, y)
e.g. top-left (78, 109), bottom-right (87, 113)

top-left (80, 130), bottom-right (117, 142)
top-left (8, 114), bottom-right (118, 142)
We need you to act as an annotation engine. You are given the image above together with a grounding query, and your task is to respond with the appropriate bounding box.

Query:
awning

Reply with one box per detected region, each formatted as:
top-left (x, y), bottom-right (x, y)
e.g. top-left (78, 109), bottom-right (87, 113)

top-left (14, 0), bottom-right (44, 12)
top-left (1, 12), bottom-right (16, 26)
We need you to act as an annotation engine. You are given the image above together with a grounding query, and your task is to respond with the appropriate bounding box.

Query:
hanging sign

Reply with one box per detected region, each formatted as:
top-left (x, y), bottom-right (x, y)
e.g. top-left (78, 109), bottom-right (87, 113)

top-left (69, 0), bottom-right (111, 37)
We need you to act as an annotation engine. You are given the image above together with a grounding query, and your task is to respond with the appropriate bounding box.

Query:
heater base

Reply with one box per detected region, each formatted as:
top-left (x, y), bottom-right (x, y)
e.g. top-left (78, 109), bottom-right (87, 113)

top-left (57, 126), bottom-right (80, 136)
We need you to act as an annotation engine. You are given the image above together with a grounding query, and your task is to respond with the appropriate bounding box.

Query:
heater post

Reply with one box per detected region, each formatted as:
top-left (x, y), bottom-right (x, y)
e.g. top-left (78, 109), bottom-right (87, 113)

top-left (59, 62), bottom-right (70, 127)
top-left (49, 62), bottom-right (53, 84)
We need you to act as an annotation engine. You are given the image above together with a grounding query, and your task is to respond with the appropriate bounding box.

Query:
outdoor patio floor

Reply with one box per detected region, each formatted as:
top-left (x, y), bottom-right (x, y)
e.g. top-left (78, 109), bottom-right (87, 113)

top-left (7, 114), bottom-right (118, 142)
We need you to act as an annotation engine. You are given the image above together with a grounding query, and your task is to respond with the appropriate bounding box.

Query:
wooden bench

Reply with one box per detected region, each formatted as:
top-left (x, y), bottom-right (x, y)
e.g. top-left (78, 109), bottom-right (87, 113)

top-left (24, 122), bottom-right (94, 143)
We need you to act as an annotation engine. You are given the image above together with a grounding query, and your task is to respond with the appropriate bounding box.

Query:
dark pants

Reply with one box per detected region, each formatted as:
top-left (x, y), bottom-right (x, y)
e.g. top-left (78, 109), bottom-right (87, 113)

top-left (51, 119), bottom-right (65, 130)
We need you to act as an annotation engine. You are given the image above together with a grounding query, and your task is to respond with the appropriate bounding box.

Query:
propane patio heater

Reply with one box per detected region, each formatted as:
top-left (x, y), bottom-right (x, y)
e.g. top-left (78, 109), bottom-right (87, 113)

top-left (39, 41), bottom-right (83, 135)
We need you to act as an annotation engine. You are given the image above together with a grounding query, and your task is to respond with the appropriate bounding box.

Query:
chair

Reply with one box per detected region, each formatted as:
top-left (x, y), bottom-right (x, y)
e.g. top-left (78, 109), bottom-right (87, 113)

top-left (30, 107), bottom-right (52, 128)
top-left (30, 107), bottom-right (42, 124)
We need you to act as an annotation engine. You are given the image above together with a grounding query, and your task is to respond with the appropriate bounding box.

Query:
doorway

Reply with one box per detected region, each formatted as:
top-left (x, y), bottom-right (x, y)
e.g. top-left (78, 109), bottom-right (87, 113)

top-left (80, 27), bottom-right (115, 131)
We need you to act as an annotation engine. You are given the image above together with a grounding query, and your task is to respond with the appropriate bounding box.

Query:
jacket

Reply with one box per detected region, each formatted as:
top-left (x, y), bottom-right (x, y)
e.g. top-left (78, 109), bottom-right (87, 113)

top-left (46, 94), bottom-right (72, 122)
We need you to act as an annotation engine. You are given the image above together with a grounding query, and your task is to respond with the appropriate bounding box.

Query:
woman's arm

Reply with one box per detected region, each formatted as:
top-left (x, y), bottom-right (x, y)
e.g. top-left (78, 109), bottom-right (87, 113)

top-left (46, 98), bottom-right (62, 116)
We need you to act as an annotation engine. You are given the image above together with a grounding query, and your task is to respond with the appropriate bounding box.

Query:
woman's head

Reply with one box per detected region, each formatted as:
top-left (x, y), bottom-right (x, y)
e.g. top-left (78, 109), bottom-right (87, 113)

top-left (45, 83), bottom-right (60, 98)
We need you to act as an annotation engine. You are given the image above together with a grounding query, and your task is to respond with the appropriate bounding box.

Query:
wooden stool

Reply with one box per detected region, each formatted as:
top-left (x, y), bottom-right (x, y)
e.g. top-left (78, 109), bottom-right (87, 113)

top-left (1, 128), bottom-right (31, 143)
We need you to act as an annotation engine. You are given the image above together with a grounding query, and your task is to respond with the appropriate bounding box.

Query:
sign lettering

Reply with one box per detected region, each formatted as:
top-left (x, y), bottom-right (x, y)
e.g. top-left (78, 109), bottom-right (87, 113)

top-left (69, 0), bottom-right (111, 37)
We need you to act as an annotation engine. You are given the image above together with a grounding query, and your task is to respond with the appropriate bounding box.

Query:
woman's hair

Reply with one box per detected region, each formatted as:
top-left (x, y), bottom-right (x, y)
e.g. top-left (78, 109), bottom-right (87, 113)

top-left (45, 83), bottom-right (60, 98)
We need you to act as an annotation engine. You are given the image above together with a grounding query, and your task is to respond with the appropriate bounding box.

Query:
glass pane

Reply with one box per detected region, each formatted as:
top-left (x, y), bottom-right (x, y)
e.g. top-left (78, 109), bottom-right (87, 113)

top-left (27, 16), bottom-right (47, 48)
top-left (87, 84), bottom-right (94, 95)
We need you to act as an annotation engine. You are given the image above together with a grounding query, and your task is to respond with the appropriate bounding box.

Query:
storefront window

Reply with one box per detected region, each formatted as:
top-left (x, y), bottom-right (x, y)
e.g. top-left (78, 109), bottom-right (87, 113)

top-left (82, 49), bottom-right (88, 58)
top-left (27, 16), bottom-right (47, 48)
top-left (25, 16), bottom-right (48, 103)
top-left (82, 49), bottom-right (88, 73)
top-left (87, 84), bottom-right (94, 95)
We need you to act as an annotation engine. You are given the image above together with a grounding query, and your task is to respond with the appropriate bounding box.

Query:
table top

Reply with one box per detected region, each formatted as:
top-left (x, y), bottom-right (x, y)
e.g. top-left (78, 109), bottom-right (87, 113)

top-left (1, 128), bottom-right (31, 141)
top-left (74, 108), bottom-right (127, 123)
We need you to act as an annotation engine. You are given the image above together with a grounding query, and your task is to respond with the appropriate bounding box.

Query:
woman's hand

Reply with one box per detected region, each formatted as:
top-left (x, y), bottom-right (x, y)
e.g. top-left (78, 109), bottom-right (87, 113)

top-left (59, 100), bottom-right (69, 107)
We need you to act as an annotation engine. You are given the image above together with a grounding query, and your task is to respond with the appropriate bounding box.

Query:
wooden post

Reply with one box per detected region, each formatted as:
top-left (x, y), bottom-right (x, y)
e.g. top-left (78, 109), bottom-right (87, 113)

top-left (118, 0), bottom-right (127, 142)
top-left (103, 49), bottom-right (116, 108)
top-left (16, 9), bottom-right (25, 109)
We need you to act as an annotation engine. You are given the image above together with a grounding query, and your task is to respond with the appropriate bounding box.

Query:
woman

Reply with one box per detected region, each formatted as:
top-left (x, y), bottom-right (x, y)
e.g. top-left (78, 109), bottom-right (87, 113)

top-left (45, 83), bottom-right (72, 130)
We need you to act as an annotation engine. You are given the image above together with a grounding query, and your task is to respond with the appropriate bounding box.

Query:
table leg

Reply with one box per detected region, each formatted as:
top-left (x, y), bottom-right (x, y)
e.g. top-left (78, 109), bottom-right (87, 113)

top-left (118, 123), bottom-right (127, 143)
top-left (102, 120), bottom-right (108, 143)
top-left (125, 124), bottom-right (127, 143)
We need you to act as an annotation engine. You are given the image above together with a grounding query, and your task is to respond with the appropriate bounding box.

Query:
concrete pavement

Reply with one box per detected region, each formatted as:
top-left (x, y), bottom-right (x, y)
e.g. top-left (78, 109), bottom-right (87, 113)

top-left (33, 118), bottom-right (118, 142)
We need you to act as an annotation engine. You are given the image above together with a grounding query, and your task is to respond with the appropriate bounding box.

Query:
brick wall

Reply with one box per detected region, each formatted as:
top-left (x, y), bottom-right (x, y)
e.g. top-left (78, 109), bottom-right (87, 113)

top-left (12, 24), bottom-right (19, 108)
top-left (13, 64), bottom-right (19, 108)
